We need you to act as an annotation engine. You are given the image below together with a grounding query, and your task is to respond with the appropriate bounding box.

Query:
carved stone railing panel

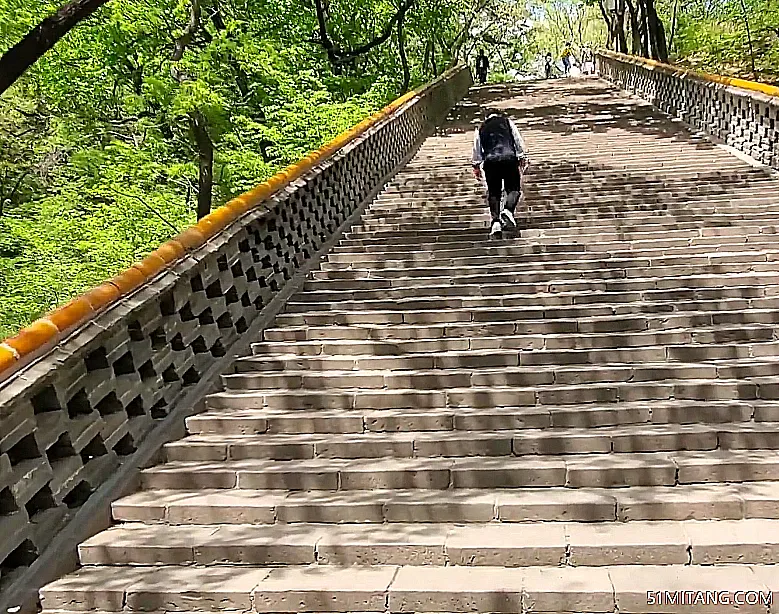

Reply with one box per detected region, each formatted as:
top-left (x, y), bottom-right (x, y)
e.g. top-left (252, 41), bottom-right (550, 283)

top-left (597, 51), bottom-right (779, 170)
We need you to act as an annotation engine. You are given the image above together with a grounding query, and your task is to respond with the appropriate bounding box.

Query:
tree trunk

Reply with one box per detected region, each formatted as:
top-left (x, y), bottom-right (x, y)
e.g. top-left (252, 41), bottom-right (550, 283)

top-left (738, 0), bottom-right (757, 75)
top-left (431, 37), bottom-right (438, 76)
top-left (496, 47), bottom-right (508, 73)
top-left (645, 0), bottom-right (668, 61)
top-left (669, 0), bottom-right (679, 52)
top-left (171, 0), bottom-right (213, 219)
top-left (597, 0), bottom-right (616, 49)
top-left (625, 0), bottom-right (642, 54)
top-left (210, 4), bottom-right (252, 99)
top-left (615, 0), bottom-right (629, 53)
top-left (190, 111), bottom-right (213, 220)
top-left (0, 0), bottom-right (110, 96)
top-left (654, 13), bottom-right (669, 61)
top-left (637, 0), bottom-right (649, 56)
top-left (397, 10), bottom-right (410, 92)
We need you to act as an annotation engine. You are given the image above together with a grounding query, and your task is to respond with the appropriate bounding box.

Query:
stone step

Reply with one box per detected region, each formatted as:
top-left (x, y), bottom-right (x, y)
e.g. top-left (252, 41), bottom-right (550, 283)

top-left (308, 260), bottom-right (779, 284)
top-left (366, 205), bottom-right (779, 225)
top-left (275, 299), bottom-right (779, 326)
top-left (359, 215), bottom-right (779, 233)
top-left (329, 236), bottom-right (779, 259)
top-left (221, 361), bottom-right (779, 392)
top-left (385, 171), bottom-right (775, 188)
top-left (186, 400), bottom-right (779, 436)
top-left (366, 199), bottom-right (779, 218)
top-left (164, 422), bottom-right (779, 462)
top-left (319, 249), bottom-right (779, 273)
top-left (384, 179), bottom-right (763, 197)
top-left (38, 563), bottom-right (779, 613)
top-left (385, 163), bottom-right (761, 184)
top-left (368, 192), bottom-right (779, 208)
top-left (206, 377), bottom-right (779, 411)
top-left (375, 183), bottom-right (776, 200)
top-left (376, 185), bottom-right (776, 201)
top-left (379, 175), bottom-right (778, 194)
top-left (293, 272), bottom-right (779, 302)
top-left (368, 194), bottom-right (779, 215)
top-left (77, 518), bottom-right (779, 567)
top-left (336, 237), bottom-right (779, 259)
top-left (339, 222), bottom-right (779, 244)
top-left (112, 482), bottom-right (779, 525)
top-left (139, 449), bottom-right (779, 491)
top-left (378, 179), bottom-right (779, 196)
top-left (380, 177), bottom-right (775, 191)
top-left (252, 324), bottom-right (779, 357)
top-left (354, 216), bottom-right (779, 235)
top-left (301, 268), bottom-right (779, 294)
top-left (241, 342), bottom-right (779, 371)
top-left (262, 309), bottom-right (779, 341)
top-left (285, 285), bottom-right (778, 311)
top-left (327, 239), bottom-right (779, 262)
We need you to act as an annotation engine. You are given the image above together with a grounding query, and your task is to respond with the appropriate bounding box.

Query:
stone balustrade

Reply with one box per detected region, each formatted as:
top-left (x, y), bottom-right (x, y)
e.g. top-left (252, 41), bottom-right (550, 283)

top-left (596, 50), bottom-right (779, 170)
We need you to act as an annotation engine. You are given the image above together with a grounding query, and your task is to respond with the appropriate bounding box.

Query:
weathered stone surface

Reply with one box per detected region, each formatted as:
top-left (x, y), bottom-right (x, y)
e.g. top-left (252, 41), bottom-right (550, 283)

top-left (255, 566), bottom-right (396, 612)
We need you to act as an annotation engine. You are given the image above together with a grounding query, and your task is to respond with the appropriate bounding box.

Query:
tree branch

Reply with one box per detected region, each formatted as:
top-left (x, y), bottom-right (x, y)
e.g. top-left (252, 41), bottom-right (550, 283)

top-left (172, 0), bottom-right (202, 64)
top-left (313, 0), bottom-right (340, 64)
top-left (343, 0), bottom-right (414, 60)
top-left (109, 187), bottom-right (179, 233)
top-left (397, 9), bottom-right (410, 92)
top-left (312, 0), bottom-right (415, 67)
top-left (169, 0), bottom-right (213, 219)
top-left (0, 0), bottom-right (110, 97)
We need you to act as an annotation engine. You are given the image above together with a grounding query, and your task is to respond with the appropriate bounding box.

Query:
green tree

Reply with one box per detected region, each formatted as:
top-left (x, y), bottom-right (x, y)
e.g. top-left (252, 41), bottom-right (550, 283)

top-left (0, 0), bottom-right (487, 337)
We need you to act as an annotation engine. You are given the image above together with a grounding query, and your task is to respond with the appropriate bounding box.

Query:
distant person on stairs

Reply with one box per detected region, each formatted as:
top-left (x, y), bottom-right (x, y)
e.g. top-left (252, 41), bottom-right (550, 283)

top-left (562, 43), bottom-right (574, 76)
top-left (475, 49), bottom-right (489, 84)
top-left (472, 112), bottom-right (530, 239)
top-left (582, 47), bottom-right (595, 75)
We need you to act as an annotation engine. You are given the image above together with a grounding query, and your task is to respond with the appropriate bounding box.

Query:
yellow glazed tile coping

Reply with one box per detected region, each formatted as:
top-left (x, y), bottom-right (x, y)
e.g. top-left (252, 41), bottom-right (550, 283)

top-left (599, 50), bottom-right (779, 99)
top-left (0, 66), bottom-right (465, 375)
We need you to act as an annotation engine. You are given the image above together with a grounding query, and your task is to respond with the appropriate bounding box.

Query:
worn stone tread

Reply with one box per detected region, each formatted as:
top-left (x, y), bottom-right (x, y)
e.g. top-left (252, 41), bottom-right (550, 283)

top-left (186, 399), bottom-right (779, 436)
top-left (139, 449), bottom-right (779, 490)
top-left (78, 519), bottom-right (779, 567)
top-left (164, 421), bottom-right (779, 461)
top-left (39, 564), bottom-right (779, 613)
top-left (112, 482), bottom-right (779, 525)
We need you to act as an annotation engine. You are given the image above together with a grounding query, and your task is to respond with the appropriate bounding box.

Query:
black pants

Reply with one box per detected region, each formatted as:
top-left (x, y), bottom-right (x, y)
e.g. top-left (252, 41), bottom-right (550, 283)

top-left (477, 69), bottom-right (487, 84)
top-left (483, 157), bottom-right (521, 222)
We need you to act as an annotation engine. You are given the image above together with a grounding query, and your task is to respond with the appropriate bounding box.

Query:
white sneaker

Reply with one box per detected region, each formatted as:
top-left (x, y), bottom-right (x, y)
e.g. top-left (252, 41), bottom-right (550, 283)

top-left (500, 208), bottom-right (517, 230)
top-left (489, 220), bottom-right (502, 239)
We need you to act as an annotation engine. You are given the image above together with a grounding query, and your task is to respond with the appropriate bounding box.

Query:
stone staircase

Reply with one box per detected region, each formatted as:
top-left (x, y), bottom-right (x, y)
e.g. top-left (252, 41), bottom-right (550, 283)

top-left (39, 80), bottom-right (779, 613)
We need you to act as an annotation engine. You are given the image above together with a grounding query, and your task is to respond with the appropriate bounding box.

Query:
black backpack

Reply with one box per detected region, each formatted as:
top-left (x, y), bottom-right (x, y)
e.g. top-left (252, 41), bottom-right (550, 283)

top-left (479, 115), bottom-right (517, 162)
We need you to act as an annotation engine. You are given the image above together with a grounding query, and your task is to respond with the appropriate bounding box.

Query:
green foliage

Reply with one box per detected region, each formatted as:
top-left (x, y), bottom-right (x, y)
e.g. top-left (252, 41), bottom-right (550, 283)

top-left (522, 0), bottom-right (777, 82)
top-left (0, 0), bottom-right (498, 338)
top-left (516, 0), bottom-right (604, 75)
top-left (668, 0), bottom-right (779, 82)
